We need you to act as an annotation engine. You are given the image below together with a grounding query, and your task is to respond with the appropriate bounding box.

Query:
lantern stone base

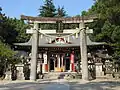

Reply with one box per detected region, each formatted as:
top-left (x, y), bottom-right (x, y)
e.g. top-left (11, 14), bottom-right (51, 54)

top-left (95, 63), bottom-right (104, 78)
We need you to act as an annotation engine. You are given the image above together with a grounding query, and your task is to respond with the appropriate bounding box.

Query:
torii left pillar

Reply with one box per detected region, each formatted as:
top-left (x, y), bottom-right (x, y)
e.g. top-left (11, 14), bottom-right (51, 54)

top-left (79, 21), bottom-right (89, 81)
top-left (30, 22), bottom-right (39, 81)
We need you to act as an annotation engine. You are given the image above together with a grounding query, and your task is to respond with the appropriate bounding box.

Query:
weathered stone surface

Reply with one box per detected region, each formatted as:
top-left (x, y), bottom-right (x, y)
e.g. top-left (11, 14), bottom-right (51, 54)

top-left (5, 71), bottom-right (12, 80)
top-left (95, 63), bottom-right (104, 78)
top-left (16, 65), bottom-right (24, 80)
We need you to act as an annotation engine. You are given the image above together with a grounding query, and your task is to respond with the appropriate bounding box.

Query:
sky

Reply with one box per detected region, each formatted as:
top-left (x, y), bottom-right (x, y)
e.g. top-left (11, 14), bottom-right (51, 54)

top-left (1, 0), bottom-right (94, 19)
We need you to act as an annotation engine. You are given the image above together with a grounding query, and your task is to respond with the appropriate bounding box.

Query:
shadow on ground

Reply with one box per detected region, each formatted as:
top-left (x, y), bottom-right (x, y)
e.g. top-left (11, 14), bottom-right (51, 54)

top-left (0, 82), bottom-right (45, 90)
top-left (68, 80), bottom-right (120, 90)
top-left (0, 79), bottom-right (120, 90)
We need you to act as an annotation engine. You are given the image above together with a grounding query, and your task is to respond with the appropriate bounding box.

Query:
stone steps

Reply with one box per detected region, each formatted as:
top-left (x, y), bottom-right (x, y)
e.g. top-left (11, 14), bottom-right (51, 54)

top-left (43, 72), bottom-right (61, 79)
top-left (43, 72), bottom-right (78, 79)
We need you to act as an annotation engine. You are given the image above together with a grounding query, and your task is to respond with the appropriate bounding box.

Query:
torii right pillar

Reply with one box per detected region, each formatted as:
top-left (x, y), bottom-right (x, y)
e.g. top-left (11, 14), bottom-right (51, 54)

top-left (79, 21), bottom-right (89, 81)
top-left (30, 22), bottom-right (39, 81)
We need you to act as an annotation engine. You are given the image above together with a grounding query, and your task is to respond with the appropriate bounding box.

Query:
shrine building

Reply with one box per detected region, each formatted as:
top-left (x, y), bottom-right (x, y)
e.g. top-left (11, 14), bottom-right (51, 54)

top-left (14, 15), bottom-right (105, 80)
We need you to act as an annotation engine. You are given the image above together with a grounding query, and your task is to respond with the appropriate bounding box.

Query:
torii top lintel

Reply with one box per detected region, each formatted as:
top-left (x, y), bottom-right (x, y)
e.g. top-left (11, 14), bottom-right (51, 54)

top-left (21, 15), bottom-right (97, 23)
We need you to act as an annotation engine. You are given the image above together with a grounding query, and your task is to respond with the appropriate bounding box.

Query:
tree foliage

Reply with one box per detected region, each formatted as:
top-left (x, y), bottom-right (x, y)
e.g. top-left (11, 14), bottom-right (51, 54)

top-left (38, 0), bottom-right (67, 18)
top-left (0, 41), bottom-right (14, 60)
top-left (56, 6), bottom-right (67, 17)
top-left (82, 0), bottom-right (120, 57)
top-left (0, 8), bottom-right (30, 44)
top-left (38, 0), bottom-right (56, 17)
top-left (38, 0), bottom-right (67, 30)
top-left (0, 40), bottom-right (15, 76)
top-left (0, 7), bottom-right (30, 76)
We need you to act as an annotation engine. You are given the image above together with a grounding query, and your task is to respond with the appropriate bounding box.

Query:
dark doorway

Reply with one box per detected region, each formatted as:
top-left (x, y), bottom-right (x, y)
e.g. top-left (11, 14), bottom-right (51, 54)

top-left (50, 58), bottom-right (54, 71)
top-left (65, 58), bottom-right (70, 70)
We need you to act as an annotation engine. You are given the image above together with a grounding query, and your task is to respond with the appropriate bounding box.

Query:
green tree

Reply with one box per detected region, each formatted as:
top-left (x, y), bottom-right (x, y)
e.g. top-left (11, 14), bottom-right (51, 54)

top-left (0, 40), bottom-right (15, 77)
top-left (38, 0), bottom-right (68, 30)
top-left (11, 19), bottom-right (30, 43)
top-left (0, 7), bottom-right (29, 77)
top-left (81, 11), bottom-right (88, 16)
top-left (56, 6), bottom-right (67, 17)
top-left (82, 0), bottom-right (120, 57)
top-left (0, 8), bottom-right (30, 44)
top-left (38, 0), bottom-right (56, 17)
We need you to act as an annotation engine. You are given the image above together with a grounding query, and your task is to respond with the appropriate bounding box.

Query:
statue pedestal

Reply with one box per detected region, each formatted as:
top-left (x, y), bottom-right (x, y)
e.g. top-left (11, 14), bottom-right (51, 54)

top-left (95, 63), bottom-right (104, 78)
top-left (16, 64), bottom-right (25, 80)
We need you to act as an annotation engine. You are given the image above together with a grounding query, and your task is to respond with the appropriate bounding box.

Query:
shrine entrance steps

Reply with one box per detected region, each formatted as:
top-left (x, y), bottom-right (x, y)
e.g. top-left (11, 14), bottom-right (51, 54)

top-left (43, 72), bottom-right (79, 80)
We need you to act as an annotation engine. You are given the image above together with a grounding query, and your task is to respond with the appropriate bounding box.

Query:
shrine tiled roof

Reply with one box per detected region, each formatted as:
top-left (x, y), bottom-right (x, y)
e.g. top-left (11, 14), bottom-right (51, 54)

top-left (14, 35), bottom-right (105, 47)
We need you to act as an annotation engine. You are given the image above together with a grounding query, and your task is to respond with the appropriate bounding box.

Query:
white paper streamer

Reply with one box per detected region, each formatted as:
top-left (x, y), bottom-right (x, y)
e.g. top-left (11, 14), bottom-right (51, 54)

top-left (67, 36), bottom-right (69, 42)
top-left (76, 33), bottom-right (78, 38)
top-left (40, 34), bottom-right (43, 39)
top-left (49, 38), bottom-right (52, 43)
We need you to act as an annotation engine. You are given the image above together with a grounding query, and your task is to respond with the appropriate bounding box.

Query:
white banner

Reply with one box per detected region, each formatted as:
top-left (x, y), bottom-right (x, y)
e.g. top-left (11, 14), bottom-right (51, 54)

top-left (43, 53), bottom-right (47, 64)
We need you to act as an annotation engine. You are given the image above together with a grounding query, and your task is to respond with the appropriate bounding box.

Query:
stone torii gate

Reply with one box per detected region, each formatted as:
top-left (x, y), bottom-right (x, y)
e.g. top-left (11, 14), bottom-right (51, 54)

top-left (21, 15), bottom-right (96, 81)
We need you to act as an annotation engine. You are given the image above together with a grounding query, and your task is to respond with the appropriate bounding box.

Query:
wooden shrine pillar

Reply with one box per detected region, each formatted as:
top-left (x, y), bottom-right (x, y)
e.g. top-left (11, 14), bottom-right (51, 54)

top-left (79, 21), bottom-right (89, 81)
top-left (58, 54), bottom-right (61, 68)
top-left (61, 54), bottom-right (64, 72)
top-left (70, 51), bottom-right (75, 72)
top-left (30, 22), bottom-right (39, 81)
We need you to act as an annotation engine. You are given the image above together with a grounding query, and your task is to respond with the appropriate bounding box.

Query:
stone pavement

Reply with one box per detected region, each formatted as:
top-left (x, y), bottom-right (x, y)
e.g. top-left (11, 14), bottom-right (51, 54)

top-left (68, 79), bottom-right (120, 90)
top-left (0, 79), bottom-right (120, 90)
top-left (0, 80), bottom-right (34, 85)
top-left (0, 78), bottom-right (119, 84)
